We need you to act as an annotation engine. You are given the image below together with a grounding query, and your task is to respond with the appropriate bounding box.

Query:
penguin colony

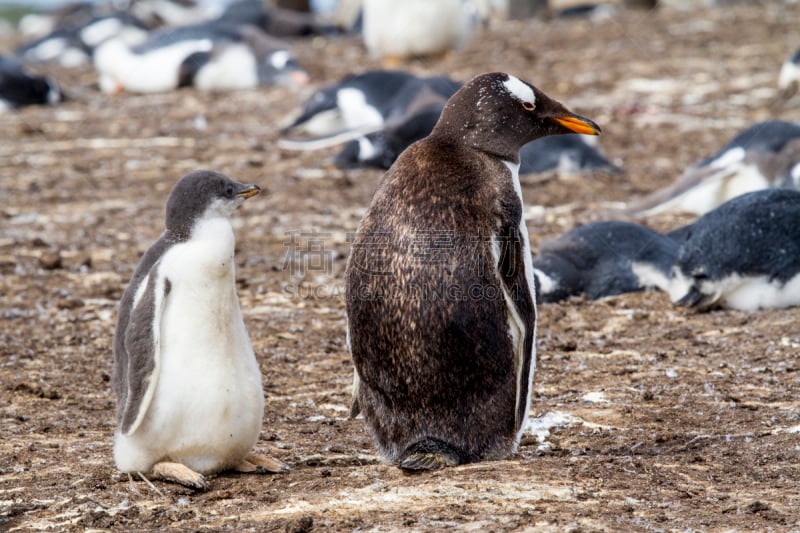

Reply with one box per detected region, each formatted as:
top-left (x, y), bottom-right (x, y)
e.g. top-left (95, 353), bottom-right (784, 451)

top-left (8, 0), bottom-right (800, 487)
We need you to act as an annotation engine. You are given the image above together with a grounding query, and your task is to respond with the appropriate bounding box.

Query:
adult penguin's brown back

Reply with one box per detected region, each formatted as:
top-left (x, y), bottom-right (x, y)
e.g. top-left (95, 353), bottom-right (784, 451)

top-left (345, 72), bottom-right (600, 471)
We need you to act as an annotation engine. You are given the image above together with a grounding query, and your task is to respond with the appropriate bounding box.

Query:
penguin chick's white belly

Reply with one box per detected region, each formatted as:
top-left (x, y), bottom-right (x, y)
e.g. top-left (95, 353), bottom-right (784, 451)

top-left (115, 218), bottom-right (263, 475)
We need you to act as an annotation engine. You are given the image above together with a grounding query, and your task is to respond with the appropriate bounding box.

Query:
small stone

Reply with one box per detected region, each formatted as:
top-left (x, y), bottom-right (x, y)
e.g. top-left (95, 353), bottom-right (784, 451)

top-left (286, 516), bottom-right (313, 533)
top-left (39, 250), bottom-right (62, 270)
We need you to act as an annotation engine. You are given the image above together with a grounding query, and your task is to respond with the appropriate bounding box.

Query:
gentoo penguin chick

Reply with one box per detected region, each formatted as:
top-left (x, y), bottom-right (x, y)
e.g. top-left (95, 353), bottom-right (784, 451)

top-left (668, 189), bottom-right (800, 311)
top-left (361, 0), bottom-right (475, 63)
top-left (0, 55), bottom-right (63, 111)
top-left (345, 72), bottom-right (600, 471)
top-left (533, 221), bottom-right (678, 303)
top-left (628, 120), bottom-right (800, 216)
top-left (113, 170), bottom-right (287, 490)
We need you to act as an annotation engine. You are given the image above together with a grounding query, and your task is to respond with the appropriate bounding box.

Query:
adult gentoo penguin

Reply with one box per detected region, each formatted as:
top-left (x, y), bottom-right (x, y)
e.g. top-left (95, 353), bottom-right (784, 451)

top-left (113, 170), bottom-right (287, 490)
top-left (667, 189), bottom-right (800, 311)
top-left (345, 72), bottom-right (600, 471)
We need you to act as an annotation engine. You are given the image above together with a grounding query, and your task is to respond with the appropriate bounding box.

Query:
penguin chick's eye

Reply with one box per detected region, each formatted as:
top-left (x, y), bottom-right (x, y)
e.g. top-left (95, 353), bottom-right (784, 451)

top-left (522, 101), bottom-right (535, 111)
top-left (691, 268), bottom-right (709, 281)
top-left (226, 186), bottom-right (234, 197)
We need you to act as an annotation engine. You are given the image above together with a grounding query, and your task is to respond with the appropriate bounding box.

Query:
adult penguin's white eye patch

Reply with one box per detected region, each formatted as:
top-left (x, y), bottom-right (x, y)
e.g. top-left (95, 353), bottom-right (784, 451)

top-left (503, 75), bottom-right (536, 107)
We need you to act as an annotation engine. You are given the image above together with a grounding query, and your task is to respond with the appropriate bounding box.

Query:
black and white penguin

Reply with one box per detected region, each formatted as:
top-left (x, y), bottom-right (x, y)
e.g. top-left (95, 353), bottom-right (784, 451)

top-left (113, 170), bottom-right (287, 490)
top-left (334, 114), bottom-right (618, 174)
top-left (333, 105), bottom-right (446, 170)
top-left (280, 70), bottom-right (462, 136)
top-left (16, 13), bottom-right (149, 68)
top-left (361, 0), bottom-right (475, 62)
top-left (629, 120), bottom-right (800, 216)
top-left (345, 72), bottom-right (600, 471)
top-left (667, 189), bottom-right (800, 311)
top-left (779, 47), bottom-right (800, 98)
top-left (519, 134), bottom-right (619, 175)
top-left (0, 55), bottom-right (63, 111)
top-left (326, 107), bottom-right (616, 174)
top-left (219, 0), bottom-right (342, 37)
top-left (532, 221), bottom-right (678, 303)
top-left (94, 22), bottom-right (308, 93)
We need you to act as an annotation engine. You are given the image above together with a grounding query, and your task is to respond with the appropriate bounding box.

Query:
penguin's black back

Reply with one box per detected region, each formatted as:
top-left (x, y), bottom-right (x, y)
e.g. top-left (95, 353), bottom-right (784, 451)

top-left (675, 189), bottom-right (800, 282)
top-left (534, 221), bottom-right (677, 302)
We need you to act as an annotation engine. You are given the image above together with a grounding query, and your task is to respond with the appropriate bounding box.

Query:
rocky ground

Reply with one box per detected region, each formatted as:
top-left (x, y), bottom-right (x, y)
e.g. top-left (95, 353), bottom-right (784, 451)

top-left (2, 2), bottom-right (800, 531)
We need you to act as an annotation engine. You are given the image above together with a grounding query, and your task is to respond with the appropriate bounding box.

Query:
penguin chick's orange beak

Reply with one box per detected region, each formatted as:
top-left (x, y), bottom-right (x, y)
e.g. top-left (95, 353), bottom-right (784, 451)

top-left (553, 115), bottom-right (601, 135)
top-left (237, 184), bottom-right (261, 199)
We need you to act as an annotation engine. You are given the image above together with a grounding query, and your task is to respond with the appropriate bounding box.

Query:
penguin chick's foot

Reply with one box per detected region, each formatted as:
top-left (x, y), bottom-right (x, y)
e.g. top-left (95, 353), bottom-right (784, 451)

top-left (236, 452), bottom-right (291, 474)
top-left (151, 461), bottom-right (209, 491)
top-left (398, 438), bottom-right (463, 472)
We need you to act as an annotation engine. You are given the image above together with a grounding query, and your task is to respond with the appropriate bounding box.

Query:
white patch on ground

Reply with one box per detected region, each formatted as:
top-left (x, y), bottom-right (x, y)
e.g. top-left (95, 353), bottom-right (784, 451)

top-left (524, 411), bottom-right (578, 447)
top-left (581, 391), bottom-right (609, 403)
top-left (665, 368), bottom-right (678, 378)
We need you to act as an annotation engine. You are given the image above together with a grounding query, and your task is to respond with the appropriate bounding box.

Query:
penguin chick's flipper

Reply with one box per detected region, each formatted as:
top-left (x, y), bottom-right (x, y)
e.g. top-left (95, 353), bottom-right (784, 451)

top-left (236, 452), bottom-right (291, 474)
top-left (398, 438), bottom-right (463, 472)
top-left (151, 461), bottom-right (209, 491)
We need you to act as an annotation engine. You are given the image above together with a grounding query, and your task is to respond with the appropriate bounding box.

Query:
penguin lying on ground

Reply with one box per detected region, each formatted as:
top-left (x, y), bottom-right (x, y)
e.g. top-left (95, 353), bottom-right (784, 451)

top-left (333, 103), bottom-right (618, 174)
top-left (667, 189), bottom-right (800, 311)
top-left (113, 170), bottom-right (288, 490)
top-left (94, 22), bottom-right (308, 93)
top-left (0, 55), bottom-right (63, 111)
top-left (533, 221), bottom-right (678, 303)
top-left (628, 120), bottom-right (800, 216)
top-left (219, 0), bottom-right (343, 37)
top-left (280, 69), bottom-right (462, 137)
top-left (16, 12), bottom-right (149, 67)
top-left (345, 72), bottom-right (600, 471)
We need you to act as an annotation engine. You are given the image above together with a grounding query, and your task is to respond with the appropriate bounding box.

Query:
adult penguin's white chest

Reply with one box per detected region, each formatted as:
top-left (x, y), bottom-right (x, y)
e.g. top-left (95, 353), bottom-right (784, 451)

top-left (145, 217), bottom-right (262, 473)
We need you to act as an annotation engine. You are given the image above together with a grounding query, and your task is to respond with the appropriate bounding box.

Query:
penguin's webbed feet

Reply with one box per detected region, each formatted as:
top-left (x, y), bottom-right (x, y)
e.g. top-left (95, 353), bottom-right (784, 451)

top-left (151, 461), bottom-right (209, 491)
top-left (397, 438), bottom-right (463, 472)
top-left (237, 452), bottom-right (291, 474)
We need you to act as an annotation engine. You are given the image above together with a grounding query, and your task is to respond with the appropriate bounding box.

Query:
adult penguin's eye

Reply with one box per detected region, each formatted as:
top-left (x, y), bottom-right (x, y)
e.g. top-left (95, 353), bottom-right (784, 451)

top-left (522, 101), bottom-right (535, 111)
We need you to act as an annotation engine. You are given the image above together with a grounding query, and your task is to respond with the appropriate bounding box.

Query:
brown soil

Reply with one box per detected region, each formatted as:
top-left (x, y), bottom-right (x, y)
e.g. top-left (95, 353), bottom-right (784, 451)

top-left (3, 3), bottom-right (800, 531)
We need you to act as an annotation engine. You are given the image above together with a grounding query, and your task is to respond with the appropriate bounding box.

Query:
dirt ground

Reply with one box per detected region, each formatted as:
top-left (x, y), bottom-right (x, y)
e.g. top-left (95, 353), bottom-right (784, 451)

top-left (2, 2), bottom-right (800, 531)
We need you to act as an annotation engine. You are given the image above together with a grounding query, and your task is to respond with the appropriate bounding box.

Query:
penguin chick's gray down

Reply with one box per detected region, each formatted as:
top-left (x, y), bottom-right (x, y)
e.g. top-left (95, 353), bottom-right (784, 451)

top-left (345, 72), bottom-right (600, 471)
top-left (112, 169), bottom-right (288, 490)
